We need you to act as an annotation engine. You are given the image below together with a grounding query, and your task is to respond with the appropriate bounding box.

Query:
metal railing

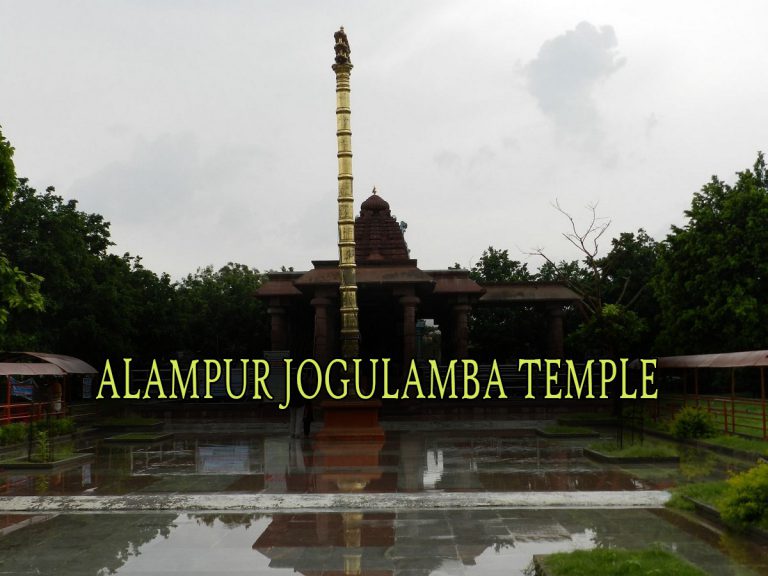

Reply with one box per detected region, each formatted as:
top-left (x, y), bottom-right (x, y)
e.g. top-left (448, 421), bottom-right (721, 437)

top-left (656, 393), bottom-right (767, 439)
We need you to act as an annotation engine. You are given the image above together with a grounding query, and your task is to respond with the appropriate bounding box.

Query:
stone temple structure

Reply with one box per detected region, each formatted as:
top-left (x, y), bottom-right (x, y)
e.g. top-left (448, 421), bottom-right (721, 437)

top-left (256, 28), bottom-right (579, 370)
top-left (257, 187), bottom-right (579, 368)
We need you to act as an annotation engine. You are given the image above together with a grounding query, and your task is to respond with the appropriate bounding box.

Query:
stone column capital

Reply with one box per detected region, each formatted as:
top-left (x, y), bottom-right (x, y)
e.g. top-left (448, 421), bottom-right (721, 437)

top-left (399, 295), bottom-right (420, 307)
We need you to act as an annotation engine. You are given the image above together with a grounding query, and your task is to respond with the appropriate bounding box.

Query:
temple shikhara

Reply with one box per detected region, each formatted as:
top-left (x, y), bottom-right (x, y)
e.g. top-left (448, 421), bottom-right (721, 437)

top-left (257, 28), bottom-right (579, 370)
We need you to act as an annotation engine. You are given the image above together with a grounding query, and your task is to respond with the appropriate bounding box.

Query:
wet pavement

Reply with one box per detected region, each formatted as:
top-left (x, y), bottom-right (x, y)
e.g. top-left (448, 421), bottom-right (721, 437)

top-left (0, 509), bottom-right (766, 575)
top-left (0, 424), bottom-right (747, 497)
top-left (0, 420), bottom-right (764, 575)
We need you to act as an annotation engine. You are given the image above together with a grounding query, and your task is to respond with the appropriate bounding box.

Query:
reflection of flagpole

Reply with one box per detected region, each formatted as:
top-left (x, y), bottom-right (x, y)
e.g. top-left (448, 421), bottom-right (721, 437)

top-left (342, 511), bottom-right (363, 576)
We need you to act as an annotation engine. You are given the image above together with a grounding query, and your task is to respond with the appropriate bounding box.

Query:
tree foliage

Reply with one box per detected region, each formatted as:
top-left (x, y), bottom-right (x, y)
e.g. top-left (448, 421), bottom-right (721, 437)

top-left (468, 247), bottom-right (542, 360)
top-left (0, 127), bottom-right (44, 328)
top-left (0, 172), bottom-right (270, 364)
top-left (654, 152), bottom-right (768, 353)
top-left (175, 263), bottom-right (268, 357)
top-left (0, 181), bottom-right (159, 360)
top-left (470, 246), bottom-right (533, 283)
top-left (529, 203), bottom-right (658, 357)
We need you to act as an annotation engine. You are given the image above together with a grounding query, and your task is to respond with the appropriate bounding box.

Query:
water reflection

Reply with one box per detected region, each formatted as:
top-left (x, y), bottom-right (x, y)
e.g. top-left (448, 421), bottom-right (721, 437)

top-left (0, 428), bottom-right (747, 497)
top-left (0, 509), bottom-right (765, 575)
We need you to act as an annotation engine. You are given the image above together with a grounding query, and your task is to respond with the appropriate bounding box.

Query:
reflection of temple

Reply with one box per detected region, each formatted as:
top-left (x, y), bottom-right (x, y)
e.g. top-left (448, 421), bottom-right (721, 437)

top-left (257, 190), bottom-right (580, 366)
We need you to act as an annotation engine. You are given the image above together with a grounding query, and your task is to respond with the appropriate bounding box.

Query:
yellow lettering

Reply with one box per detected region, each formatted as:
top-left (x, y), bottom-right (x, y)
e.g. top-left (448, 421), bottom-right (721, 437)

top-left (599, 359), bottom-right (615, 399)
top-left (429, 360), bottom-right (457, 399)
top-left (356, 358), bottom-right (378, 400)
top-left (297, 359), bottom-right (322, 399)
top-left (97, 359), bottom-right (120, 399)
top-left (325, 358), bottom-right (348, 400)
top-left (401, 360), bottom-right (425, 399)
top-left (280, 359), bottom-right (292, 410)
top-left (565, 359), bottom-right (594, 399)
top-left (641, 359), bottom-right (657, 399)
top-left (251, 359), bottom-right (272, 400)
top-left (519, 359), bottom-right (540, 399)
top-left (143, 360), bottom-right (167, 399)
top-left (619, 358), bottom-right (636, 398)
top-left (204, 360), bottom-right (220, 399)
top-left (483, 360), bottom-right (507, 399)
top-left (169, 359), bottom-right (198, 399)
top-left (545, 359), bottom-right (561, 399)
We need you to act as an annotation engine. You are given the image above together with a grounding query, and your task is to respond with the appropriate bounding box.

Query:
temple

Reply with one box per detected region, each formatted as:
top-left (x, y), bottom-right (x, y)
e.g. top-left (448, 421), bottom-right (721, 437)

top-left (257, 187), bottom-right (579, 367)
top-left (256, 28), bottom-right (579, 369)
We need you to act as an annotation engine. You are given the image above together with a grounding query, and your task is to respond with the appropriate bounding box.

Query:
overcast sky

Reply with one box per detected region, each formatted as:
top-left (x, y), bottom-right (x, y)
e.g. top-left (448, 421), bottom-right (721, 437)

top-left (2, 1), bottom-right (766, 278)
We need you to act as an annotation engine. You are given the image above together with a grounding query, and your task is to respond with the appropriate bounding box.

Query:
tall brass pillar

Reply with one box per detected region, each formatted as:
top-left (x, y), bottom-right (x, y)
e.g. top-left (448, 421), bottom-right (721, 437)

top-left (333, 27), bottom-right (360, 360)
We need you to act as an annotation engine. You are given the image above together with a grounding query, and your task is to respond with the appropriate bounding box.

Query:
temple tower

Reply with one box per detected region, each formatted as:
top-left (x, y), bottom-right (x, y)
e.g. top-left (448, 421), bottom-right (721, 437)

top-left (333, 27), bottom-right (360, 359)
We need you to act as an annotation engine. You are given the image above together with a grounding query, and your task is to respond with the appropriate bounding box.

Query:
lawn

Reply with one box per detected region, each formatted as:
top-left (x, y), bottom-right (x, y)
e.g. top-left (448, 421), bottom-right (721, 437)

top-left (588, 440), bottom-right (678, 459)
top-left (535, 548), bottom-right (705, 576)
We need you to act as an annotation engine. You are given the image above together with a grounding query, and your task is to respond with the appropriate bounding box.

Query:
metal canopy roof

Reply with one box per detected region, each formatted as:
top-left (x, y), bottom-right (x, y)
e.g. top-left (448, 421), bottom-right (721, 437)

top-left (0, 362), bottom-right (66, 376)
top-left (0, 352), bottom-right (97, 375)
top-left (657, 350), bottom-right (768, 369)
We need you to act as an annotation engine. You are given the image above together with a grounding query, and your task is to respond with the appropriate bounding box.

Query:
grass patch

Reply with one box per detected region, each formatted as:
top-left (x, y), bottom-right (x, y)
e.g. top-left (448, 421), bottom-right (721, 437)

top-left (641, 418), bottom-right (670, 433)
top-left (557, 413), bottom-right (618, 426)
top-left (105, 432), bottom-right (172, 443)
top-left (666, 481), bottom-right (729, 511)
top-left (0, 418), bottom-right (77, 446)
top-left (701, 435), bottom-right (768, 457)
top-left (0, 443), bottom-right (77, 465)
top-left (29, 443), bottom-right (76, 463)
top-left (541, 425), bottom-right (595, 435)
top-left (589, 441), bottom-right (677, 459)
top-left (95, 416), bottom-right (162, 427)
top-left (536, 548), bottom-right (705, 576)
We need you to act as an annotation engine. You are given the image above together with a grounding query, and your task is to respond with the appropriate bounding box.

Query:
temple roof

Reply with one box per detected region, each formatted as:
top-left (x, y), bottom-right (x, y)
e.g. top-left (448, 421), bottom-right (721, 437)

top-left (355, 190), bottom-right (410, 264)
top-left (477, 282), bottom-right (581, 304)
top-left (294, 261), bottom-right (433, 287)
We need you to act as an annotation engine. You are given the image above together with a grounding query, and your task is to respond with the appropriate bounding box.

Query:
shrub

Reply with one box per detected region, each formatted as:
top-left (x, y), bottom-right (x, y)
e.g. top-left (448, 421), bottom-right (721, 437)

top-left (671, 406), bottom-right (718, 440)
top-left (32, 430), bottom-right (51, 463)
top-left (0, 423), bottom-right (28, 446)
top-left (29, 417), bottom-right (76, 437)
top-left (721, 462), bottom-right (768, 528)
top-left (48, 417), bottom-right (75, 436)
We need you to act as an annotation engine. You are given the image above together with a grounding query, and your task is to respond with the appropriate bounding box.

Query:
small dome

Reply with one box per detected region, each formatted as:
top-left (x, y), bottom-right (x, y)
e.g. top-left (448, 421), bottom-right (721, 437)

top-left (361, 192), bottom-right (390, 213)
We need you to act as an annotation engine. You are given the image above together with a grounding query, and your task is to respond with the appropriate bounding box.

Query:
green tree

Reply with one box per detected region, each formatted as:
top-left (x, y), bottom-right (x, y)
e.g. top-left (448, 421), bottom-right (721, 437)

top-left (531, 204), bottom-right (657, 357)
top-left (468, 247), bottom-right (542, 360)
top-left (0, 127), bottom-right (44, 328)
top-left (175, 263), bottom-right (268, 357)
top-left (599, 229), bottom-right (658, 313)
top-left (596, 229), bottom-right (659, 354)
top-left (470, 246), bottom-right (533, 283)
top-left (0, 181), bottom-right (176, 363)
top-left (654, 152), bottom-right (768, 354)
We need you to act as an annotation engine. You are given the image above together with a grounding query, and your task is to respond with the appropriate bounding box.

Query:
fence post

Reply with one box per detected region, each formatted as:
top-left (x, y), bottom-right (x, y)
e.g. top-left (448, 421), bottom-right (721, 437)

top-left (694, 368), bottom-right (699, 406)
top-left (730, 369), bottom-right (736, 434)
top-left (4, 376), bottom-right (10, 425)
top-left (723, 401), bottom-right (728, 435)
top-left (761, 367), bottom-right (766, 440)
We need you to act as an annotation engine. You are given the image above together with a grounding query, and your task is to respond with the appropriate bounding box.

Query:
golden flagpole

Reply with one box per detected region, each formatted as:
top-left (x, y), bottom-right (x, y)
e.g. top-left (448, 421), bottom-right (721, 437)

top-left (332, 27), bottom-right (360, 360)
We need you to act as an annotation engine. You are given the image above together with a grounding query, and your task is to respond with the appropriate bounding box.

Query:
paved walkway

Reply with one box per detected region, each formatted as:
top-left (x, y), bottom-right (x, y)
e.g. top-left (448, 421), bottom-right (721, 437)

top-left (0, 490), bottom-right (671, 512)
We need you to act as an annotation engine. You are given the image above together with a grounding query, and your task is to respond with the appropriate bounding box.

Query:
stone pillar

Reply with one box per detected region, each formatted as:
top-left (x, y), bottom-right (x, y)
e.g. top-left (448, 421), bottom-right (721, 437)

top-left (311, 297), bottom-right (331, 363)
top-left (400, 296), bottom-right (420, 367)
top-left (267, 305), bottom-right (289, 351)
top-left (452, 303), bottom-right (471, 359)
top-left (546, 304), bottom-right (565, 358)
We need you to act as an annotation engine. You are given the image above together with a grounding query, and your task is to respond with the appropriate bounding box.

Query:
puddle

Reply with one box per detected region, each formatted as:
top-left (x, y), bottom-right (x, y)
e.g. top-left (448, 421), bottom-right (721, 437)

top-left (0, 427), bottom-right (749, 496)
top-left (0, 509), bottom-right (765, 575)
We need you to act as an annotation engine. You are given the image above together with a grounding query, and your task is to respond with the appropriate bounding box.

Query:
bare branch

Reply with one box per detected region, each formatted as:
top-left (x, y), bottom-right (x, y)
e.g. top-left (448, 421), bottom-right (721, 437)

top-left (529, 200), bottom-right (612, 316)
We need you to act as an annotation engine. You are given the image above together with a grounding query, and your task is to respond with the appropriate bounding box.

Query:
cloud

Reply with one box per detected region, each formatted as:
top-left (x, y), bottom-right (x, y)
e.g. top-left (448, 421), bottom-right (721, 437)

top-left (67, 133), bottom-right (272, 277)
top-left (526, 22), bottom-right (624, 136)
